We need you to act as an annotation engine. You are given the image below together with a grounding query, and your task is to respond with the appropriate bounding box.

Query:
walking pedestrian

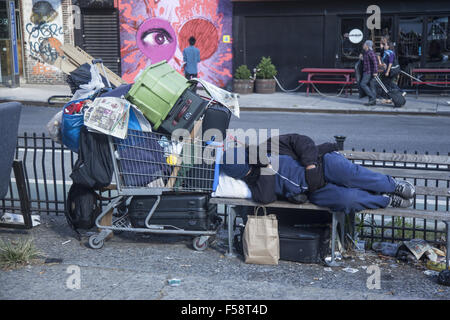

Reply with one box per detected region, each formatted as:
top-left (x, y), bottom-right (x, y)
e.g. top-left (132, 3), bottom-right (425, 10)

top-left (360, 40), bottom-right (379, 106)
top-left (380, 41), bottom-right (404, 104)
top-left (377, 35), bottom-right (390, 67)
top-left (182, 36), bottom-right (200, 80)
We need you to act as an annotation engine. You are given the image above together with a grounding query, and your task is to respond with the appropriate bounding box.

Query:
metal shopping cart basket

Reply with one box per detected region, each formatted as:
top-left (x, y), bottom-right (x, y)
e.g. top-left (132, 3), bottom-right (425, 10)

top-left (88, 126), bottom-right (223, 251)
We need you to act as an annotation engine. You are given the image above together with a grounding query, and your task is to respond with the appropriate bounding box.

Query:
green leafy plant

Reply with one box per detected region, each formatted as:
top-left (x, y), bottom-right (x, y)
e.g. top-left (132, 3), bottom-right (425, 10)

top-left (256, 56), bottom-right (277, 79)
top-left (0, 238), bottom-right (41, 270)
top-left (234, 65), bottom-right (252, 80)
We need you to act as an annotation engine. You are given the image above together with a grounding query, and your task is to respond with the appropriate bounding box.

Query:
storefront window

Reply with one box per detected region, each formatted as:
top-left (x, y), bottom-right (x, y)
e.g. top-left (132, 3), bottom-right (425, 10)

top-left (427, 16), bottom-right (450, 63)
top-left (397, 17), bottom-right (423, 65)
top-left (340, 18), bottom-right (365, 62)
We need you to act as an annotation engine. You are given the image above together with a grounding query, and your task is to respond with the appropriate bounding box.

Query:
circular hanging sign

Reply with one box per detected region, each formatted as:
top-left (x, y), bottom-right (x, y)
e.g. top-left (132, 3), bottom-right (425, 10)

top-left (348, 29), bottom-right (363, 44)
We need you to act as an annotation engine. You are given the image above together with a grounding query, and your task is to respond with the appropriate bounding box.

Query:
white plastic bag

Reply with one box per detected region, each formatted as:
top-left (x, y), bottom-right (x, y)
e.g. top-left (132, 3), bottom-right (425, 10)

top-left (71, 64), bottom-right (105, 101)
top-left (46, 110), bottom-right (63, 144)
top-left (212, 172), bottom-right (252, 199)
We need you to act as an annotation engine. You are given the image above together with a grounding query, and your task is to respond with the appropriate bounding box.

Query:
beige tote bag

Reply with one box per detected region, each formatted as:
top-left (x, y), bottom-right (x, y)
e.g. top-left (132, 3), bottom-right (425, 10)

top-left (243, 206), bottom-right (280, 265)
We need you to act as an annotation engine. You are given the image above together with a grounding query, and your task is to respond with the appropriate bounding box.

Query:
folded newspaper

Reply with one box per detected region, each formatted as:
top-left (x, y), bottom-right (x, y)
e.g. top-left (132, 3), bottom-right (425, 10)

top-left (84, 97), bottom-right (130, 139)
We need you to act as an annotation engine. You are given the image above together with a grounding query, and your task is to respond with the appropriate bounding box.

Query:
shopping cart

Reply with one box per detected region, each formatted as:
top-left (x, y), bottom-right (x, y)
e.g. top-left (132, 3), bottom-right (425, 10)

top-left (88, 125), bottom-right (223, 251)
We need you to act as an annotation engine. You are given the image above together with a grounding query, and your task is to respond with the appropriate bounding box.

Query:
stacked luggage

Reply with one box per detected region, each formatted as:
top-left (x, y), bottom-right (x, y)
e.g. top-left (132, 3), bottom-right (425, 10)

top-left (55, 59), bottom-right (235, 250)
top-left (235, 207), bottom-right (332, 264)
top-left (275, 208), bottom-right (331, 264)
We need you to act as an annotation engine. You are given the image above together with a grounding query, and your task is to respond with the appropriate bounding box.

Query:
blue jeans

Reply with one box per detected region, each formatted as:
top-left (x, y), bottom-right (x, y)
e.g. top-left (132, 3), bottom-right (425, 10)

top-left (308, 152), bottom-right (396, 214)
top-left (360, 73), bottom-right (376, 101)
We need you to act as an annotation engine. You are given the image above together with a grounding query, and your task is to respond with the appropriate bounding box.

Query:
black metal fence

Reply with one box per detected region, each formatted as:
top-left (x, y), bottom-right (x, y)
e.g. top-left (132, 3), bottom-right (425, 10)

top-left (349, 147), bottom-right (450, 246)
top-left (1, 133), bottom-right (75, 216)
top-left (1, 132), bottom-right (449, 246)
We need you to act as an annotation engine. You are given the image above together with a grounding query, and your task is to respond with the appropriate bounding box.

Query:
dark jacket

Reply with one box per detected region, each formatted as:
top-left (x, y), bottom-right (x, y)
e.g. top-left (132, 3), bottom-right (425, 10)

top-left (244, 134), bottom-right (338, 204)
top-left (363, 49), bottom-right (378, 75)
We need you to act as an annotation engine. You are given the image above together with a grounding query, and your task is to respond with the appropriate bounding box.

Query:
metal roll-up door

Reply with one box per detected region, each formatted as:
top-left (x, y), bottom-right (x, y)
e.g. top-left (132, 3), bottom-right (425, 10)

top-left (82, 10), bottom-right (121, 75)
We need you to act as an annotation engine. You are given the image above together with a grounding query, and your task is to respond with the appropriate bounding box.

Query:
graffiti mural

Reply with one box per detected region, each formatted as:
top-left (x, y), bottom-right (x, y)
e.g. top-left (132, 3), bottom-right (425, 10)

top-left (119, 0), bottom-right (232, 87)
top-left (23, 0), bottom-right (65, 77)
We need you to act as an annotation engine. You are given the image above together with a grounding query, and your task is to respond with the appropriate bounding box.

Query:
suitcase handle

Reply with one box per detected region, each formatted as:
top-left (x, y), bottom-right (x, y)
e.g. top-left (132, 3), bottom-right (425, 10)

top-left (172, 99), bottom-right (192, 125)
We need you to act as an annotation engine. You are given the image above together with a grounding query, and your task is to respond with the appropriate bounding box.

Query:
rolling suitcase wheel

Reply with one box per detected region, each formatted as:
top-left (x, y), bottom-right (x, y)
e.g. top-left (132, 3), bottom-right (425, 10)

top-left (88, 235), bottom-right (104, 249)
top-left (374, 75), bottom-right (406, 108)
top-left (192, 236), bottom-right (209, 251)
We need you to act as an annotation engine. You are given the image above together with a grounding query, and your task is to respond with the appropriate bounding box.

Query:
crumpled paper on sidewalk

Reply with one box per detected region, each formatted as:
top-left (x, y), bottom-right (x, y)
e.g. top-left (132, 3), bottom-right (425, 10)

top-left (402, 239), bottom-right (440, 262)
top-left (0, 213), bottom-right (40, 227)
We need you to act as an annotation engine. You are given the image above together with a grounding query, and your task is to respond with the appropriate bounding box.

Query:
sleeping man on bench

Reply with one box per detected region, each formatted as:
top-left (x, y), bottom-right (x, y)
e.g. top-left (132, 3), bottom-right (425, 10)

top-left (220, 134), bottom-right (415, 214)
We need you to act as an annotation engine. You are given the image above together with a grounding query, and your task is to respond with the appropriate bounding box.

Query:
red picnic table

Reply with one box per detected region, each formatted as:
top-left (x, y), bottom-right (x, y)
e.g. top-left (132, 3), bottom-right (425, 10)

top-left (411, 68), bottom-right (450, 97)
top-left (299, 68), bottom-right (356, 96)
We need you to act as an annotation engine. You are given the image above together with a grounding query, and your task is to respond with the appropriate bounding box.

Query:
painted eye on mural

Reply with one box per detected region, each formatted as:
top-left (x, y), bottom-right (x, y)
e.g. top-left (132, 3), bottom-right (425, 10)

top-left (141, 28), bottom-right (173, 46)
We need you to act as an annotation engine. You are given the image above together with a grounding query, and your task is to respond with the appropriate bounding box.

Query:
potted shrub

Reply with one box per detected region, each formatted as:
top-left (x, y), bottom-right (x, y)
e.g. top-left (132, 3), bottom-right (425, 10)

top-left (233, 65), bottom-right (254, 94)
top-left (255, 56), bottom-right (277, 93)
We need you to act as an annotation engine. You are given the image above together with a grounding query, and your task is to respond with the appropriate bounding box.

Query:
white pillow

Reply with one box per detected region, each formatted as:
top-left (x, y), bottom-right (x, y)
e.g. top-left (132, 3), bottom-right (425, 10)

top-left (212, 173), bottom-right (252, 199)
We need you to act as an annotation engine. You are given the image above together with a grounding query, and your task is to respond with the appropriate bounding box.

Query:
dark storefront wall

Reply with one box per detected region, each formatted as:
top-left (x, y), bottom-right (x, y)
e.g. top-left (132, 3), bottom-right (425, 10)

top-left (243, 15), bottom-right (324, 90)
top-left (233, 0), bottom-right (450, 90)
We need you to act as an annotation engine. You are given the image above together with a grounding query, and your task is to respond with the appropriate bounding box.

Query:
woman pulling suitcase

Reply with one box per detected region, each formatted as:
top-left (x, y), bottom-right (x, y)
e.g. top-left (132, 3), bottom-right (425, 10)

top-left (379, 41), bottom-right (405, 105)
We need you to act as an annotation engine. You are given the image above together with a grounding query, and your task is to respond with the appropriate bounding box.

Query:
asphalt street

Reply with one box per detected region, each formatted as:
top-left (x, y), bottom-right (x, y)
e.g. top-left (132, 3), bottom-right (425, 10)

top-left (21, 105), bottom-right (450, 154)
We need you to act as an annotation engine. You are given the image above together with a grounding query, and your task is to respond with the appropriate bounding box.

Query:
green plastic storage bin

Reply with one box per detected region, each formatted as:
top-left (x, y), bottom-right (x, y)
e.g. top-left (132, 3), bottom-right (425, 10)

top-left (126, 61), bottom-right (190, 129)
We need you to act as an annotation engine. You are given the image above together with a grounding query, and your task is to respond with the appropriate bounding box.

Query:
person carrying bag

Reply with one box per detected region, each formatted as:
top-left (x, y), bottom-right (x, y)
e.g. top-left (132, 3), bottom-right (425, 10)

top-left (243, 206), bottom-right (280, 265)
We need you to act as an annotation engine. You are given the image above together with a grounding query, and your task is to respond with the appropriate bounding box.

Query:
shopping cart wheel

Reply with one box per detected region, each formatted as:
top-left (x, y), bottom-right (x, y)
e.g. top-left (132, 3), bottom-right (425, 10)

top-left (88, 235), bottom-right (104, 249)
top-left (192, 236), bottom-right (209, 251)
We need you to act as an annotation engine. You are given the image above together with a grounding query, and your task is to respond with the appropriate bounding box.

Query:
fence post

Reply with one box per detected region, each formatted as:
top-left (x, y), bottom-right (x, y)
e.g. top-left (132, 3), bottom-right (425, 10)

top-left (334, 135), bottom-right (355, 248)
top-left (334, 135), bottom-right (346, 151)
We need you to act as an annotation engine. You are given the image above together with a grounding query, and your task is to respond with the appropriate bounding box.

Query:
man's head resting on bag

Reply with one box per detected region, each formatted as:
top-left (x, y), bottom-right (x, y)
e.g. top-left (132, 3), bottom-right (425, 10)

top-left (221, 147), bottom-right (251, 179)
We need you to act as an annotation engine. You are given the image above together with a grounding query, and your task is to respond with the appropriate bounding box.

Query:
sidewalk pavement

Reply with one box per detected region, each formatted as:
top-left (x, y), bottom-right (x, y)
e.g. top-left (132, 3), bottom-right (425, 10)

top-left (1, 214), bottom-right (449, 300)
top-left (1, 84), bottom-right (450, 116)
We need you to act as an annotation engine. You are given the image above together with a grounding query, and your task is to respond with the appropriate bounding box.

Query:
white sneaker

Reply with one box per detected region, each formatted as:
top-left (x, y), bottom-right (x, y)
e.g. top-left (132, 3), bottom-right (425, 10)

top-left (389, 194), bottom-right (413, 208)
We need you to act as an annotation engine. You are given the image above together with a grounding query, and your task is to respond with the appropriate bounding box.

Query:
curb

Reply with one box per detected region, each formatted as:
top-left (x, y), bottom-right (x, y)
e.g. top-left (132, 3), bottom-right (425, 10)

top-left (239, 106), bottom-right (441, 117)
top-left (1, 99), bottom-right (445, 117)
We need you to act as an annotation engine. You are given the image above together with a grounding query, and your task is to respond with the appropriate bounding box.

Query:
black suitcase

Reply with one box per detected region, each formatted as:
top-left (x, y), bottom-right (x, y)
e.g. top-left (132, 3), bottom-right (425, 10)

top-left (374, 75), bottom-right (406, 108)
top-left (128, 194), bottom-right (220, 231)
top-left (202, 104), bottom-right (231, 142)
top-left (158, 89), bottom-right (208, 134)
top-left (279, 225), bottom-right (330, 263)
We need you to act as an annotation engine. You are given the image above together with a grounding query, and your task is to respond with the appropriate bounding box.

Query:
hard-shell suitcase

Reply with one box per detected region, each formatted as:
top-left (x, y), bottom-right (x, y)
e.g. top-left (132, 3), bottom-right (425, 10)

top-left (202, 104), bottom-right (232, 142)
top-left (158, 89), bottom-right (208, 134)
top-left (279, 225), bottom-right (330, 263)
top-left (126, 61), bottom-right (190, 130)
top-left (128, 194), bottom-right (220, 231)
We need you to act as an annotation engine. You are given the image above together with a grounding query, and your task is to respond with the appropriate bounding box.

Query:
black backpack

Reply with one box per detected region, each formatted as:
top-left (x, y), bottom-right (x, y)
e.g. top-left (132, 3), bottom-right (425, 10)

top-left (70, 126), bottom-right (114, 189)
top-left (65, 183), bottom-right (102, 234)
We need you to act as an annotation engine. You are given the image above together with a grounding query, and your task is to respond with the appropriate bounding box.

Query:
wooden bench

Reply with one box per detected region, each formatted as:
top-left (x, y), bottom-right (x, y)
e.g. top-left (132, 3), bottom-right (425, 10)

top-left (411, 68), bottom-right (450, 98)
top-left (299, 68), bottom-right (356, 97)
top-left (211, 150), bottom-right (450, 268)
